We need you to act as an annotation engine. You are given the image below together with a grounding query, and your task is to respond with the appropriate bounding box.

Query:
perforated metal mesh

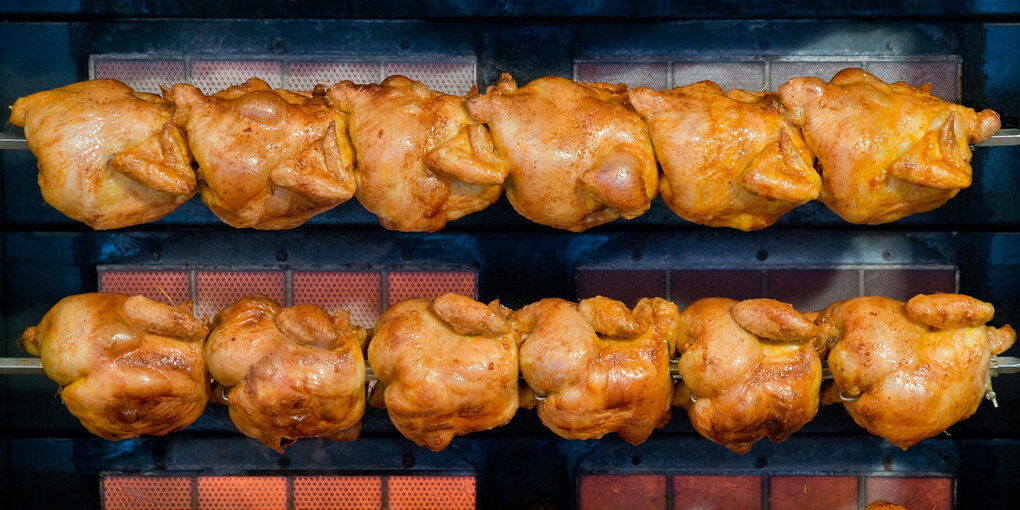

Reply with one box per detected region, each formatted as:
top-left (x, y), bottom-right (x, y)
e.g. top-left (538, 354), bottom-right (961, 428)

top-left (574, 62), bottom-right (669, 89)
top-left (388, 476), bottom-right (476, 510)
top-left (196, 476), bottom-right (287, 510)
top-left (292, 271), bottom-right (384, 327)
top-left (191, 60), bottom-right (283, 93)
top-left (292, 476), bottom-right (382, 510)
top-left (384, 62), bottom-right (477, 95)
top-left (102, 476), bottom-right (192, 510)
top-left (865, 60), bottom-right (960, 101)
top-left (195, 270), bottom-right (287, 320)
top-left (769, 61), bottom-right (863, 90)
top-left (672, 62), bottom-right (767, 91)
top-left (92, 59), bottom-right (187, 94)
top-left (98, 270), bottom-right (192, 306)
top-left (387, 271), bottom-right (477, 306)
top-left (287, 61), bottom-right (381, 90)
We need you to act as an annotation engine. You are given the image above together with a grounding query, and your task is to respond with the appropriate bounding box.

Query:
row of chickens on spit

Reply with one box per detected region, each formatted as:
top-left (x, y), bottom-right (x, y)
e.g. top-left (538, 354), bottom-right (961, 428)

top-left (9, 68), bottom-right (1000, 231)
top-left (20, 290), bottom-right (1015, 454)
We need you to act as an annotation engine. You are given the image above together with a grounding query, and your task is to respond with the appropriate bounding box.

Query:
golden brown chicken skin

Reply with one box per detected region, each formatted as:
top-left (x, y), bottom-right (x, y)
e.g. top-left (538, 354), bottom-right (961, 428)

top-left (780, 68), bottom-right (1000, 224)
top-left (368, 294), bottom-right (520, 451)
top-left (205, 295), bottom-right (366, 452)
top-left (19, 293), bottom-right (208, 440)
top-left (10, 79), bottom-right (196, 229)
top-left (816, 294), bottom-right (1016, 449)
top-left (513, 296), bottom-right (679, 444)
top-left (467, 75), bottom-right (658, 231)
top-left (629, 82), bottom-right (820, 230)
top-left (674, 298), bottom-right (822, 454)
top-left (865, 502), bottom-right (909, 510)
top-left (171, 79), bottom-right (356, 229)
top-left (328, 76), bottom-right (508, 231)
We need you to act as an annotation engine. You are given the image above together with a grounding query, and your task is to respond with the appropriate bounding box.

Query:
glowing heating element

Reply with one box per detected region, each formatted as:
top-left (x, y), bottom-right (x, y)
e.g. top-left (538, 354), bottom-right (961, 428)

top-left (98, 270), bottom-right (191, 306)
top-left (577, 474), bottom-right (952, 510)
top-left (103, 475), bottom-right (192, 510)
top-left (387, 271), bottom-right (477, 306)
top-left (100, 474), bottom-right (476, 510)
top-left (292, 271), bottom-right (384, 328)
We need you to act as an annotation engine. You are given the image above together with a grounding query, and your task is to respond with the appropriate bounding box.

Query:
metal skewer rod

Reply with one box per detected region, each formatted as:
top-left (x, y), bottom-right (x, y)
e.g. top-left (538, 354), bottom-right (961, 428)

top-left (1, 129), bottom-right (1020, 151)
top-left (4, 356), bottom-right (1019, 380)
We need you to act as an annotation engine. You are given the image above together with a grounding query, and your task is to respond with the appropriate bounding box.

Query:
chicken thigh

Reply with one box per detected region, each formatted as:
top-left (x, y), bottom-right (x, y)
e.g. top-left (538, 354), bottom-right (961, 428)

top-left (629, 82), bottom-right (819, 230)
top-left (513, 296), bottom-right (679, 444)
top-left (674, 298), bottom-right (822, 453)
top-left (368, 293), bottom-right (520, 451)
top-left (779, 68), bottom-right (1000, 224)
top-left (19, 293), bottom-right (208, 440)
top-left (816, 294), bottom-right (1015, 449)
top-left (467, 75), bottom-right (658, 231)
top-left (205, 295), bottom-right (366, 452)
top-left (171, 79), bottom-right (356, 229)
top-left (328, 76), bottom-right (508, 231)
top-left (10, 79), bottom-right (195, 229)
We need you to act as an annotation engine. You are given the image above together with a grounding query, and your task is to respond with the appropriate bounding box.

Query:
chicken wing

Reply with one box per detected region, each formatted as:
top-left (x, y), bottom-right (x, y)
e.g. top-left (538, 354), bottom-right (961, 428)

top-left (513, 296), bottom-right (679, 444)
top-left (170, 79), bottom-right (356, 229)
top-left (816, 294), bottom-right (1016, 449)
top-left (368, 294), bottom-right (520, 451)
top-left (19, 293), bottom-right (208, 440)
top-left (328, 76), bottom-right (508, 231)
top-left (780, 68), bottom-right (1000, 224)
top-left (674, 298), bottom-right (822, 454)
top-left (466, 75), bottom-right (658, 231)
top-left (629, 82), bottom-right (819, 230)
top-left (205, 295), bottom-right (366, 452)
top-left (10, 79), bottom-right (195, 229)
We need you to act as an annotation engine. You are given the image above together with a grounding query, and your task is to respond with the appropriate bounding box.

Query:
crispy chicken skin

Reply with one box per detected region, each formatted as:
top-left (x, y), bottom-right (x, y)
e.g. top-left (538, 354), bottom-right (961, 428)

top-left (328, 76), bottom-right (508, 231)
top-left (205, 295), bottom-right (366, 452)
top-left (865, 502), bottom-right (909, 510)
top-left (780, 68), bottom-right (1000, 224)
top-left (170, 78), bottom-right (356, 229)
top-left (629, 82), bottom-right (820, 230)
top-left (674, 298), bottom-right (822, 453)
top-left (19, 293), bottom-right (208, 440)
top-left (816, 294), bottom-right (1016, 449)
top-left (10, 79), bottom-right (196, 229)
top-left (466, 74), bottom-right (658, 231)
top-left (513, 297), bottom-right (679, 444)
top-left (368, 294), bottom-right (521, 451)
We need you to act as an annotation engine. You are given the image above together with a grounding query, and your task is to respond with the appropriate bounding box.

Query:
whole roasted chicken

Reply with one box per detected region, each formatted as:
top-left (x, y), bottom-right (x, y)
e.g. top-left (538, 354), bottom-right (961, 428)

top-left (466, 75), bottom-right (658, 231)
top-left (780, 68), bottom-right (1000, 224)
top-left (10, 79), bottom-right (196, 229)
top-left (817, 294), bottom-right (1016, 449)
top-left (629, 82), bottom-right (820, 230)
top-left (19, 293), bottom-right (208, 440)
top-left (368, 294), bottom-right (521, 451)
top-left (513, 296), bottom-right (679, 444)
top-left (674, 298), bottom-right (822, 453)
top-left (328, 76), bottom-right (508, 231)
top-left (205, 295), bottom-right (366, 452)
top-left (171, 78), bottom-right (356, 229)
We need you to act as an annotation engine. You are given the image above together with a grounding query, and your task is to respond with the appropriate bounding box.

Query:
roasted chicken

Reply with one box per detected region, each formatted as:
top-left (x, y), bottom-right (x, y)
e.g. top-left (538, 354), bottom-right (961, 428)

top-left (817, 294), bottom-right (1016, 449)
top-left (674, 298), bottom-right (822, 453)
top-left (368, 294), bottom-right (521, 451)
top-left (10, 79), bottom-right (195, 229)
top-left (205, 295), bottom-right (366, 452)
top-left (466, 74), bottom-right (658, 231)
top-left (513, 296), bottom-right (679, 444)
top-left (19, 293), bottom-right (208, 440)
top-left (328, 76), bottom-right (508, 231)
top-left (780, 68), bottom-right (1000, 224)
top-left (629, 82), bottom-right (820, 230)
top-left (171, 78), bottom-right (356, 229)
